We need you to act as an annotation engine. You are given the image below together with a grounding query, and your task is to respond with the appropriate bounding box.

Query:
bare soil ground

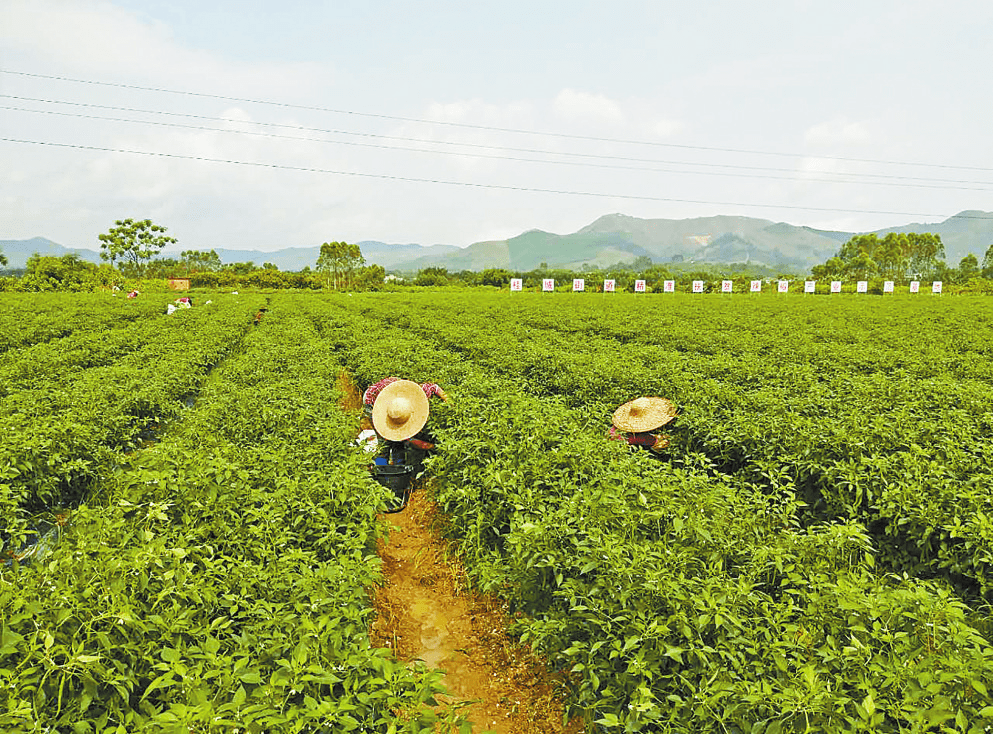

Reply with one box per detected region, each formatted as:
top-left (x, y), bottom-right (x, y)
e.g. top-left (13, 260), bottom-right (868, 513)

top-left (336, 372), bottom-right (582, 733)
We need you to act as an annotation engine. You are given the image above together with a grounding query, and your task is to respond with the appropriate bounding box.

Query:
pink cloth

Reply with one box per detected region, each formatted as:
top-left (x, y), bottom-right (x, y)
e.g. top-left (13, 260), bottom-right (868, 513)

top-left (608, 425), bottom-right (658, 447)
top-left (363, 377), bottom-right (444, 406)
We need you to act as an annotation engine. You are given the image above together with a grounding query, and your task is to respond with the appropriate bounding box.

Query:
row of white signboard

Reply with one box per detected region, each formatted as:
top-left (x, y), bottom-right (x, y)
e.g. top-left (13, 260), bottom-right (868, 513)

top-left (511, 279), bottom-right (945, 294)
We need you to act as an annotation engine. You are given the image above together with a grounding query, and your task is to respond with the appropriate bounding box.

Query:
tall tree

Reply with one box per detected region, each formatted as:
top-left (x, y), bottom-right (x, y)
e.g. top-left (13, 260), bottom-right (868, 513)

top-left (876, 233), bottom-right (911, 278)
top-left (906, 232), bottom-right (945, 278)
top-left (981, 243), bottom-right (993, 279)
top-left (811, 257), bottom-right (845, 281)
top-left (98, 219), bottom-right (177, 275)
top-left (180, 249), bottom-right (222, 275)
top-left (956, 253), bottom-right (980, 283)
top-left (837, 234), bottom-right (879, 263)
top-left (316, 241), bottom-right (350, 290)
top-left (343, 243), bottom-right (365, 291)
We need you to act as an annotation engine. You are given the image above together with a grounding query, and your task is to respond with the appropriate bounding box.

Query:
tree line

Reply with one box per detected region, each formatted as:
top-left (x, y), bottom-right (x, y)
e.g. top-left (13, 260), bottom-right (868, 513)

top-left (811, 232), bottom-right (993, 286)
top-left (2, 218), bottom-right (991, 293)
top-left (0, 220), bottom-right (385, 293)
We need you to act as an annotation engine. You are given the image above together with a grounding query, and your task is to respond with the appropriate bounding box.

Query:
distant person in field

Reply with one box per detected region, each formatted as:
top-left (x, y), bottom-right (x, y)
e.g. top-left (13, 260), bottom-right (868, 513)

top-left (608, 396), bottom-right (677, 454)
top-left (364, 377), bottom-right (447, 451)
top-left (166, 296), bottom-right (193, 315)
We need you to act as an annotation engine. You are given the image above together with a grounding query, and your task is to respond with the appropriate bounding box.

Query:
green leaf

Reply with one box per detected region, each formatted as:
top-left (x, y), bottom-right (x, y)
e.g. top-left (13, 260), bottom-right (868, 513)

top-left (595, 712), bottom-right (621, 728)
top-left (239, 670), bottom-right (263, 684)
top-left (861, 691), bottom-right (875, 719)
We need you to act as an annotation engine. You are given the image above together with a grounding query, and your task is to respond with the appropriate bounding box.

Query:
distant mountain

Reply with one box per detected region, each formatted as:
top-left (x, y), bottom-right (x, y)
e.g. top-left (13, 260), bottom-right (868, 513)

top-left (388, 211), bottom-right (992, 272)
top-left (0, 238), bottom-right (460, 272)
top-left (872, 210), bottom-right (993, 265)
top-left (4, 210), bottom-right (990, 274)
top-left (205, 241), bottom-right (461, 271)
top-left (0, 237), bottom-right (104, 268)
top-left (387, 214), bottom-right (841, 272)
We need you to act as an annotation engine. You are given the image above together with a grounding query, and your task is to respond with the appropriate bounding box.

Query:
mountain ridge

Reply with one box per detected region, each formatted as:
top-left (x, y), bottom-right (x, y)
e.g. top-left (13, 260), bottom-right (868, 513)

top-left (3, 210), bottom-right (990, 273)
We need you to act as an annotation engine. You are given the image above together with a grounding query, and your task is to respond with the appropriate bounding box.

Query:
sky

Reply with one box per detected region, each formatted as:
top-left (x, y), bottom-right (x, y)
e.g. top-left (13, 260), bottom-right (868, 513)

top-left (2, 0), bottom-right (992, 256)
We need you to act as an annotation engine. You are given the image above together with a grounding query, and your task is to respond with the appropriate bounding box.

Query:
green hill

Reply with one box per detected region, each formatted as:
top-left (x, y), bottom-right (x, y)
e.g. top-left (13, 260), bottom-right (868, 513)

top-left (5, 210), bottom-right (990, 274)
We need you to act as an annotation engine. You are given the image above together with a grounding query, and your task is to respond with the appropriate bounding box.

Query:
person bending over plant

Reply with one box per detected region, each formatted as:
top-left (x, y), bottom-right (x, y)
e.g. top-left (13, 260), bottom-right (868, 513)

top-left (363, 377), bottom-right (447, 450)
top-left (608, 396), bottom-right (677, 453)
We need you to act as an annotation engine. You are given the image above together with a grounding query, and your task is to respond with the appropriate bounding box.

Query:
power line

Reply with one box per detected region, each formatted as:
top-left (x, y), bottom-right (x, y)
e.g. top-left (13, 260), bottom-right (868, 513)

top-left (5, 95), bottom-right (993, 186)
top-left (5, 136), bottom-right (988, 221)
top-left (8, 104), bottom-right (993, 193)
top-left (4, 68), bottom-right (992, 174)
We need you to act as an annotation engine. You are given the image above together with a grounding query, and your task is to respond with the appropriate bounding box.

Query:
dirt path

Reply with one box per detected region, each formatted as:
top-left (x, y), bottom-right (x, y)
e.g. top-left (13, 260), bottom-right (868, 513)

top-left (336, 372), bottom-right (580, 733)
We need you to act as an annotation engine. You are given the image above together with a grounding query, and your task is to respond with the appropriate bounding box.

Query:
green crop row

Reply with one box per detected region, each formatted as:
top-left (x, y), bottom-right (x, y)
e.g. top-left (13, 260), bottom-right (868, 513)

top-left (326, 293), bottom-right (993, 605)
top-left (0, 293), bottom-right (169, 355)
top-left (0, 315), bottom-right (180, 399)
top-left (0, 295), bottom-right (265, 553)
top-left (1, 295), bottom-right (454, 733)
top-left (308, 293), bottom-right (993, 733)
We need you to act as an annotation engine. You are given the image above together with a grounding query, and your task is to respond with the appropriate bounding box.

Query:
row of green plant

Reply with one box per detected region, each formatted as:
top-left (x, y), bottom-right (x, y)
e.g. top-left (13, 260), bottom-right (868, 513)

top-left (0, 295), bottom-right (265, 556)
top-left (309, 293), bottom-right (993, 732)
top-left (0, 299), bottom-right (210, 399)
top-left (0, 293), bottom-right (167, 354)
top-left (334, 292), bottom-right (993, 606)
top-left (1, 296), bottom-right (453, 732)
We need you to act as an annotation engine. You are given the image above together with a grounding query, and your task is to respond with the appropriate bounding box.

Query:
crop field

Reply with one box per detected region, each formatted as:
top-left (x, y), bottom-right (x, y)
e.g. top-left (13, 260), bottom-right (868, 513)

top-left (2, 290), bottom-right (993, 733)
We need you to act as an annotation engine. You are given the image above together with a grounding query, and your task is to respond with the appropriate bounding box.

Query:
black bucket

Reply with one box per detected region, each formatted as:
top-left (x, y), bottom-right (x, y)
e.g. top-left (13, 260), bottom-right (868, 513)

top-left (371, 464), bottom-right (415, 512)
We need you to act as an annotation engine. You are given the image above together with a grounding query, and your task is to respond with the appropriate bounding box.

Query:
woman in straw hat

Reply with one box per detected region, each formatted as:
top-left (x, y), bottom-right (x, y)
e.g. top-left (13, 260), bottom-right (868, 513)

top-left (364, 377), bottom-right (447, 450)
top-left (608, 396), bottom-right (678, 453)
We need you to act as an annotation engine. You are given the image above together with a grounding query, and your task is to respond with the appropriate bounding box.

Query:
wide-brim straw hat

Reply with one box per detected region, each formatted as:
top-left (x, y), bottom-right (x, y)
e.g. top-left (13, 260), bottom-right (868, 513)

top-left (372, 379), bottom-right (430, 441)
top-left (612, 396), bottom-right (678, 433)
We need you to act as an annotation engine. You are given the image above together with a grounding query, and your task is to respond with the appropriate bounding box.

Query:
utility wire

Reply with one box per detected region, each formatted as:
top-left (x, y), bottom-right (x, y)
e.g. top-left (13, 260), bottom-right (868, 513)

top-left (5, 136), bottom-right (988, 221)
top-left (7, 104), bottom-right (993, 193)
top-left (4, 68), bottom-right (992, 174)
top-left (5, 95), bottom-right (992, 186)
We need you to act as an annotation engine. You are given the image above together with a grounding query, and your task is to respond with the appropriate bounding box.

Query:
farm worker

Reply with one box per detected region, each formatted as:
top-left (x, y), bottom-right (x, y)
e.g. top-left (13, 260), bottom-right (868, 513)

top-left (365, 378), bottom-right (447, 451)
top-left (127, 290), bottom-right (139, 298)
top-left (608, 396), bottom-right (678, 453)
top-left (175, 296), bottom-right (193, 308)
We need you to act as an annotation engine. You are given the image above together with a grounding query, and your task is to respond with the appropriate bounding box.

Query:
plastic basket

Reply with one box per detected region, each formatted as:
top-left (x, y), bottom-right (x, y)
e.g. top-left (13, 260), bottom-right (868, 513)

top-left (372, 463), bottom-right (415, 493)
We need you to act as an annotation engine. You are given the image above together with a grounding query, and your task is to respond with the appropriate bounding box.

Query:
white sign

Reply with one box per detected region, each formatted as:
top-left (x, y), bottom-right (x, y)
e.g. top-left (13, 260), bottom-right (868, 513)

top-left (572, 278), bottom-right (585, 292)
top-left (909, 281), bottom-right (920, 293)
top-left (750, 280), bottom-right (762, 292)
top-left (831, 281), bottom-right (842, 293)
top-left (510, 278), bottom-right (522, 291)
top-left (804, 280), bottom-right (815, 293)
top-left (721, 280), bottom-right (733, 293)
top-left (884, 281), bottom-right (894, 293)
top-left (603, 279), bottom-right (615, 292)
top-left (663, 280), bottom-right (675, 293)
top-left (542, 278), bottom-right (554, 292)
top-left (634, 279), bottom-right (646, 293)
top-left (692, 280), bottom-right (704, 293)
top-left (932, 281), bottom-right (943, 294)
top-left (777, 280), bottom-right (789, 293)
top-left (857, 281), bottom-right (868, 293)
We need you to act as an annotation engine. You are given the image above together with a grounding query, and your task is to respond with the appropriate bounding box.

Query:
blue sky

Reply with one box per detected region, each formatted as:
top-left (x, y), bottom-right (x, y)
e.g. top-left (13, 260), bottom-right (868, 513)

top-left (2, 0), bottom-right (991, 255)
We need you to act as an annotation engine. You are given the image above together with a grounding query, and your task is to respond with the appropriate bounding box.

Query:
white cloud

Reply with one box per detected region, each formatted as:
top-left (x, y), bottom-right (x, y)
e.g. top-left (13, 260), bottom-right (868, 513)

top-left (0, 0), bottom-right (325, 98)
top-left (804, 118), bottom-right (872, 148)
top-left (552, 89), bottom-right (625, 126)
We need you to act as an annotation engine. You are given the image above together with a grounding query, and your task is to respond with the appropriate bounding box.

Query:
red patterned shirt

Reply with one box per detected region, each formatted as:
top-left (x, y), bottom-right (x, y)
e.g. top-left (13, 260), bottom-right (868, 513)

top-left (363, 377), bottom-right (444, 406)
top-left (608, 426), bottom-right (659, 447)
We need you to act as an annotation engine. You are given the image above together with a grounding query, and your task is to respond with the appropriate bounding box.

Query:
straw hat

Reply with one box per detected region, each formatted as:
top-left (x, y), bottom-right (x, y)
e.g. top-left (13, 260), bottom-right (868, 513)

top-left (372, 380), bottom-right (430, 441)
top-left (612, 396), bottom-right (678, 433)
